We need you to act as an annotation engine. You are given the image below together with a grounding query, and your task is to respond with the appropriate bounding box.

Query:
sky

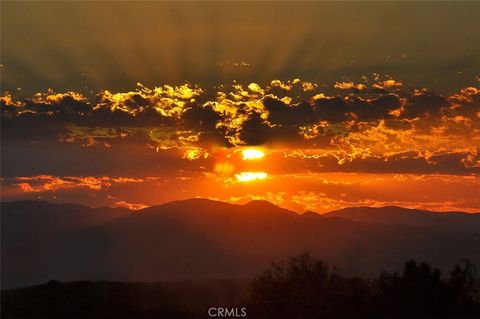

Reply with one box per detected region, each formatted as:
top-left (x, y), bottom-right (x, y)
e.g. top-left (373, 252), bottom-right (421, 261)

top-left (1, 1), bottom-right (479, 213)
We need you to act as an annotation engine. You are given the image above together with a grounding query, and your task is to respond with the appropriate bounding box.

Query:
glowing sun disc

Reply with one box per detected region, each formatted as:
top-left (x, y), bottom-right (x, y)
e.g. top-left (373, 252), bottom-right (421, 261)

top-left (235, 172), bottom-right (268, 182)
top-left (242, 149), bottom-right (265, 160)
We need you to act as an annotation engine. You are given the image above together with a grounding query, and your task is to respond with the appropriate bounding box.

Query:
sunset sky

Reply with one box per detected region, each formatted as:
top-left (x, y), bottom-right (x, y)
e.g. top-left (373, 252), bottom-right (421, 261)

top-left (1, 1), bottom-right (479, 213)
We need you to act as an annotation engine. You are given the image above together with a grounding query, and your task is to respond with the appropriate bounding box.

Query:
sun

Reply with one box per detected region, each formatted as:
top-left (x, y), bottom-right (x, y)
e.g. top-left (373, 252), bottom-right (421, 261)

top-left (235, 172), bottom-right (268, 182)
top-left (241, 149), bottom-right (265, 160)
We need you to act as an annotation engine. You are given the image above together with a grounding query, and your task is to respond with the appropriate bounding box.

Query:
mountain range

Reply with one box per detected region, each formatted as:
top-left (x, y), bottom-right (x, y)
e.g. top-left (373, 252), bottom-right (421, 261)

top-left (323, 205), bottom-right (480, 233)
top-left (1, 199), bottom-right (479, 289)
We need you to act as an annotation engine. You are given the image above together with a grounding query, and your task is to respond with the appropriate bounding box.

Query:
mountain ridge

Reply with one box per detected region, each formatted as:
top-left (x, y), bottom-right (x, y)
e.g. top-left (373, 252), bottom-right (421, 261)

top-left (324, 205), bottom-right (480, 216)
top-left (323, 205), bottom-right (480, 233)
top-left (2, 198), bottom-right (478, 216)
top-left (2, 199), bottom-right (478, 234)
top-left (2, 198), bottom-right (478, 289)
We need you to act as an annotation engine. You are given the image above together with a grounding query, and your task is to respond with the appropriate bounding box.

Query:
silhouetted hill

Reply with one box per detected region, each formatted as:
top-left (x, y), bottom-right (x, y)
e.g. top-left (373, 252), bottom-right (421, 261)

top-left (1, 201), bottom-right (131, 230)
top-left (301, 211), bottom-right (324, 218)
top-left (323, 206), bottom-right (480, 233)
top-left (2, 199), bottom-right (479, 289)
top-left (2, 257), bottom-right (478, 319)
top-left (1, 279), bottom-right (249, 319)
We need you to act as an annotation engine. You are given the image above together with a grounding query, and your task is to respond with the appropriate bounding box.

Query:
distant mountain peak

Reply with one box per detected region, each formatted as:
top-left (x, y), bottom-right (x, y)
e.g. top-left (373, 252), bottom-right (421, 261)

top-left (140, 197), bottom-right (239, 215)
top-left (244, 200), bottom-right (279, 208)
top-left (168, 198), bottom-right (227, 206)
top-left (302, 211), bottom-right (322, 218)
top-left (242, 200), bottom-right (298, 217)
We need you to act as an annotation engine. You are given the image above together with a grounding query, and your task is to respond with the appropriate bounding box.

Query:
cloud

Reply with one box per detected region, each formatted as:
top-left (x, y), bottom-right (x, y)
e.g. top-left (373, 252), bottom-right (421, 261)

top-left (263, 96), bottom-right (317, 126)
top-left (10, 175), bottom-right (148, 193)
top-left (372, 79), bottom-right (403, 91)
top-left (334, 81), bottom-right (367, 91)
top-left (113, 200), bottom-right (148, 210)
top-left (400, 89), bottom-right (449, 118)
top-left (1, 79), bottom-right (479, 177)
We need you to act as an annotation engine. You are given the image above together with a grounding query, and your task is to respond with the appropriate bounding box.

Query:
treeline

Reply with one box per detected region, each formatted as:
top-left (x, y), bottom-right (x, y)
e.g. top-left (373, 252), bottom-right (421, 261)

top-left (247, 254), bottom-right (479, 318)
top-left (2, 255), bottom-right (479, 318)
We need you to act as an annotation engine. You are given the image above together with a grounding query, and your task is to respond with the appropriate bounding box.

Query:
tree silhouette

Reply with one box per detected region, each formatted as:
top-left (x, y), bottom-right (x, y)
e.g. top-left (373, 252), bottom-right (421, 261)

top-left (247, 254), bottom-right (480, 319)
top-left (247, 253), bottom-right (373, 318)
top-left (446, 260), bottom-right (479, 317)
top-left (375, 260), bottom-right (445, 317)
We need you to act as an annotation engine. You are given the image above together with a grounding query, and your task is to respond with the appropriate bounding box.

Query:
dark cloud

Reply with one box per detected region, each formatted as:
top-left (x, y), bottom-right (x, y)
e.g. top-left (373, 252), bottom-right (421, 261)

top-left (314, 96), bottom-right (350, 122)
top-left (346, 94), bottom-right (401, 120)
top-left (402, 90), bottom-right (449, 118)
top-left (182, 104), bottom-right (221, 131)
top-left (239, 113), bottom-right (271, 146)
top-left (263, 97), bottom-right (317, 126)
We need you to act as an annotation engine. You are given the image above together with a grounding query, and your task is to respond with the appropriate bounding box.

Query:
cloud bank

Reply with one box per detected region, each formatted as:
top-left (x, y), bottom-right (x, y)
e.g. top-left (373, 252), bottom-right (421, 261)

top-left (2, 79), bottom-right (479, 173)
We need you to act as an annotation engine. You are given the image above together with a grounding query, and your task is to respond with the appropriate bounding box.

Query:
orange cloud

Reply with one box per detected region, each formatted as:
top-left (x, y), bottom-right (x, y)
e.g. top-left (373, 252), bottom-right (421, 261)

top-left (14, 175), bottom-right (149, 193)
top-left (114, 200), bottom-right (148, 210)
top-left (334, 81), bottom-right (366, 91)
top-left (372, 79), bottom-right (403, 90)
